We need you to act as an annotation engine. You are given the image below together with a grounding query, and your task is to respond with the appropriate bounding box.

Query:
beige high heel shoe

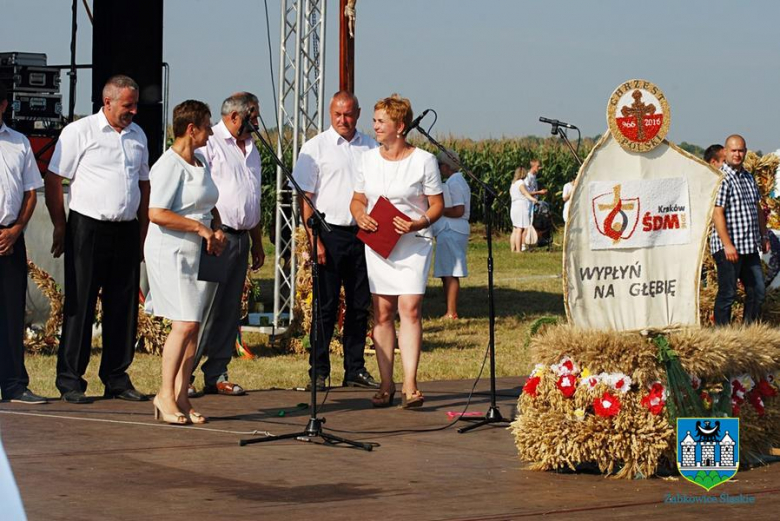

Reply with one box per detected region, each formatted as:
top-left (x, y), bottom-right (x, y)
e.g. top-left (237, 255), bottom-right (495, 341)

top-left (187, 410), bottom-right (208, 424)
top-left (153, 396), bottom-right (187, 425)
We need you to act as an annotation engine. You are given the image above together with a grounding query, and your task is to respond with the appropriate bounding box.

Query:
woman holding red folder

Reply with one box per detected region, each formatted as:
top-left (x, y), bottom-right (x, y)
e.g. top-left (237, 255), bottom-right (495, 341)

top-left (350, 94), bottom-right (444, 409)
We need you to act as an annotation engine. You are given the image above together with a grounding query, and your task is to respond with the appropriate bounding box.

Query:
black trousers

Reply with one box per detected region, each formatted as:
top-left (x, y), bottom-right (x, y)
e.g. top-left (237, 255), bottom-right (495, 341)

top-left (310, 224), bottom-right (370, 379)
top-left (0, 232), bottom-right (30, 399)
top-left (56, 211), bottom-right (140, 394)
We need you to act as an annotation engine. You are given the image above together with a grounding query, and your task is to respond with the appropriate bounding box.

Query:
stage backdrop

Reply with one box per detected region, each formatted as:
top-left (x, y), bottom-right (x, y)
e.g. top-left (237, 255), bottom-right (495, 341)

top-left (563, 133), bottom-right (721, 331)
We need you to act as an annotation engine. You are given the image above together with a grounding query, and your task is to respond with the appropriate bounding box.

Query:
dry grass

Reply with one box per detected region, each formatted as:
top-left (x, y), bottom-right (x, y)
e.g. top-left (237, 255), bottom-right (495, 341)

top-left (23, 226), bottom-right (566, 398)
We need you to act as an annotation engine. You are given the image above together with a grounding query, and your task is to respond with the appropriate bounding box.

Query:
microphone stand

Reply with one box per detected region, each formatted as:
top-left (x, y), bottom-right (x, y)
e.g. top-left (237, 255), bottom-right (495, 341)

top-left (239, 119), bottom-right (373, 451)
top-left (411, 122), bottom-right (511, 434)
top-left (546, 124), bottom-right (583, 167)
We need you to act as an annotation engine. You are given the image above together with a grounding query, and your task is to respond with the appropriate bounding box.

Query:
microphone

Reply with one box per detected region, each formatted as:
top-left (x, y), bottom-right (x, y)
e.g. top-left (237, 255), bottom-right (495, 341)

top-left (402, 109), bottom-right (430, 137)
top-left (539, 116), bottom-right (578, 129)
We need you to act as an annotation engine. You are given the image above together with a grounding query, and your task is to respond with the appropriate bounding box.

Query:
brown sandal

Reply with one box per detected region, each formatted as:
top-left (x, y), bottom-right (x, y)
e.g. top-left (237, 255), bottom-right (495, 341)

top-left (371, 390), bottom-right (396, 408)
top-left (402, 390), bottom-right (424, 409)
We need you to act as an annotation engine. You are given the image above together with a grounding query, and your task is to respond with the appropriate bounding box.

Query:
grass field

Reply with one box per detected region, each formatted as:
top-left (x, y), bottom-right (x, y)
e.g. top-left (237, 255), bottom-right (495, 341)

top-left (24, 226), bottom-right (567, 397)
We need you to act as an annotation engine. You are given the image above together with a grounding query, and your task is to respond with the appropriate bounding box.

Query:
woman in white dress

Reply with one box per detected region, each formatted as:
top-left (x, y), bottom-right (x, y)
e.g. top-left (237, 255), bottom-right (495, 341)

top-left (350, 94), bottom-right (444, 409)
top-left (509, 167), bottom-right (538, 252)
top-left (145, 100), bottom-right (226, 425)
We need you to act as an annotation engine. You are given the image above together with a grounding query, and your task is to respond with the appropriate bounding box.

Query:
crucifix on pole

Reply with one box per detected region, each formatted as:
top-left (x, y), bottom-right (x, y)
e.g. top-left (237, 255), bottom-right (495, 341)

top-left (340, 0), bottom-right (356, 92)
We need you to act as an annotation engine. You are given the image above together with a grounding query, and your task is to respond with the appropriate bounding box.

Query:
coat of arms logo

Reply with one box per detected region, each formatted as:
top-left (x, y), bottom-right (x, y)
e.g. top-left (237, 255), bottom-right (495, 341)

top-left (676, 417), bottom-right (739, 491)
top-left (607, 79), bottom-right (670, 153)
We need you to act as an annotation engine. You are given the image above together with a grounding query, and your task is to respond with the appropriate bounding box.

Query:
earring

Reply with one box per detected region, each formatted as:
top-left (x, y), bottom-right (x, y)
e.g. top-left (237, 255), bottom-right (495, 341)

top-left (396, 133), bottom-right (401, 138)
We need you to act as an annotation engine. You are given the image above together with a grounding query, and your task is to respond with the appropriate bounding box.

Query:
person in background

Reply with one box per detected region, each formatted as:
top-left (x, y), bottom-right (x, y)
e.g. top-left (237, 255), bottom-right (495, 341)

top-left (45, 75), bottom-right (150, 404)
top-left (509, 167), bottom-right (538, 252)
top-left (432, 149), bottom-right (471, 320)
top-left (704, 144), bottom-right (725, 169)
top-left (562, 177), bottom-right (576, 224)
top-left (190, 92), bottom-right (265, 398)
top-left (144, 100), bottom-right (225, 424)
top-left (350, 94), bottom-right (444, 409)
top-left (0, 82), bottom-right (47, 404)
top-left (710, 134), bottom-right (769, 325)
top-left (524, 159), bottom-right (547, 207)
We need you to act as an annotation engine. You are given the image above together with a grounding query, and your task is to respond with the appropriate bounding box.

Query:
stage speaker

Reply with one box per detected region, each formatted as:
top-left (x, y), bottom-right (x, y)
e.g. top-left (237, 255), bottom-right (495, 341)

top-left (92, 0), bottom-right (164, 163)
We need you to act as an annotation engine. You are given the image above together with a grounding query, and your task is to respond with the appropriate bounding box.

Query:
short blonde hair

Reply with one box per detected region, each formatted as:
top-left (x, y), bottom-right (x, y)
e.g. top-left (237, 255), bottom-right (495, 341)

top-left (513, 167), bottom-right (528, 181)
top-left (374, 94), bottom-right (413, 132)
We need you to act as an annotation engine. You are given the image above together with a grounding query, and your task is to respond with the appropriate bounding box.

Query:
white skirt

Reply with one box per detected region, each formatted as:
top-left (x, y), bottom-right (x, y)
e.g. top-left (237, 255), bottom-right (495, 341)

top-left (434, 229), bottom-right (469, 278)
top-left (144, 220), bottom-right (217, 322)
top-left (510, 199), bottom-right (532, 228)
top-left (365, 232), bottom-right (433, 295)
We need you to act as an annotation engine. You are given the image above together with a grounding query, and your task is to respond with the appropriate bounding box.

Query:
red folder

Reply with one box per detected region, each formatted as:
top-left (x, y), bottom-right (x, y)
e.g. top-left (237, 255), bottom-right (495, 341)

top-left (357, 196), bottom-right (413, 258)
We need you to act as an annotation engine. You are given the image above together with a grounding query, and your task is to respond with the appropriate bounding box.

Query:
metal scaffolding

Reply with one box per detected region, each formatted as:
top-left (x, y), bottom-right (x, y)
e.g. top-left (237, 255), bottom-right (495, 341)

top-left (272, 0), bottom-right (326, 331)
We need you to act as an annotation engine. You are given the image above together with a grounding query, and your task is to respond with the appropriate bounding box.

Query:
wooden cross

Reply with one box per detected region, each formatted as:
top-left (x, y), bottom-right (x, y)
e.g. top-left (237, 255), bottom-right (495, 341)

top-left (621, 90), bottom-right (656, 141)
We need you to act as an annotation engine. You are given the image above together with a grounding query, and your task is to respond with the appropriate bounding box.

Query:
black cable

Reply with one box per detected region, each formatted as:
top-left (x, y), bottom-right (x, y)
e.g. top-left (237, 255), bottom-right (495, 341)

top-left (322, 338), bottom-right (496, 435)
top-left (425, 109), bottom-right (438, 136)
top-left (262, 0), bottom-right (281, 133)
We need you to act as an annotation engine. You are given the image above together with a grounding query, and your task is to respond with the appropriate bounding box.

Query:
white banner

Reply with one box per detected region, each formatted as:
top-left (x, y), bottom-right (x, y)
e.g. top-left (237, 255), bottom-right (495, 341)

top-left (588, 178), bottom-right (691, 250)
top-left (564, 134), bottom-right (721, 331)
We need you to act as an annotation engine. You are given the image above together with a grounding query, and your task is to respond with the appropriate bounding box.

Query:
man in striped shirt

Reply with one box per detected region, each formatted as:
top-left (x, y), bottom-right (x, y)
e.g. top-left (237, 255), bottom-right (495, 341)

top-left (710, 134), bottom-right (769, 325)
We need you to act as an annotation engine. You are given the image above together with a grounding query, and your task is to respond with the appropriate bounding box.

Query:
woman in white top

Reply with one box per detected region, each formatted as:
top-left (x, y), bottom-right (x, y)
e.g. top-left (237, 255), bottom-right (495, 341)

top-left (432, 150), bottom-right (471, 319)
top-left (509, 167), bottom-right (538, 252)
top-left (351, 94), bottom-right (444, 409)
top-left (562, 179), bottom-right (576, 223)
top-left (144, 100), bottom-right (226, 425)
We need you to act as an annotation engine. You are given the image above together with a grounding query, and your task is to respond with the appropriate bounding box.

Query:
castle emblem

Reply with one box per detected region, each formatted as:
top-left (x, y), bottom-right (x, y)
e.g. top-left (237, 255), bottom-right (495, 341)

top-left (676, 417), bottom-right (739, 491)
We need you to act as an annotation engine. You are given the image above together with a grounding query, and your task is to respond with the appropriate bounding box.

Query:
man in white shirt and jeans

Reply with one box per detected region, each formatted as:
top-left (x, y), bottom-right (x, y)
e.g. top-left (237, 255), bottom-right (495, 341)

top-left (0, 83), bottom-right (47, 404)
top-left (191, 92), bottom-right (265, 397)
top-left (45, 75), bottom-right (150, 404)
top-left (292, 91), bottom-right (379, 391)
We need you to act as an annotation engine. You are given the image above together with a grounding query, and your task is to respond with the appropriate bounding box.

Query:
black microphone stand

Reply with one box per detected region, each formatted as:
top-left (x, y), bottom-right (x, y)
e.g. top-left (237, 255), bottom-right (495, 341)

top-left (239, 118), bottom-right (373, 451)
top-left (546, 123), bottom-right (584, 167)
top-left (411, 119), bottom-right (511, 434)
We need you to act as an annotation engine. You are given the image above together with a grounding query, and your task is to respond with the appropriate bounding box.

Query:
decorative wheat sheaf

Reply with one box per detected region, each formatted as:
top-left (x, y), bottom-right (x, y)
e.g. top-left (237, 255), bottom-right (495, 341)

top-left (512, 324), bottom-right (780, 478)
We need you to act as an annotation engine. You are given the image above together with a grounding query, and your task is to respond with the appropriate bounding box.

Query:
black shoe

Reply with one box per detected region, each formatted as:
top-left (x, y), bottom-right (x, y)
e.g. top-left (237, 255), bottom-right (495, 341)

top-left (305, 375), bottom-right (328, 392)
top-left (61, 390), bottom-right (94, 404)
top-left (10, 389), bottom-right (47, 404)
top-left (104, 388), bottom-right (149, 402)
top-left (343, 370), bottom-right (380, 389)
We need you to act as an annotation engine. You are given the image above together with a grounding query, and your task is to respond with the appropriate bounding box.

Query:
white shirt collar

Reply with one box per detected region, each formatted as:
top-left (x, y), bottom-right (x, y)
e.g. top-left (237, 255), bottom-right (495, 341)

top-left (96, 108), bottom-right (137, 134)
top-left (328, 126), bottom-right (362, 146)
top-left (214, 119), bottom-right (250, 147)
top-left (0, 122), bottom-right (8, 134)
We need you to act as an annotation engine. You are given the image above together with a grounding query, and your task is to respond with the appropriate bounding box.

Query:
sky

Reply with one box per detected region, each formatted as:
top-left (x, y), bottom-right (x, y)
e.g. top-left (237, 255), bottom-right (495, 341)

top-left (3, 0), bottom-right (779, 153)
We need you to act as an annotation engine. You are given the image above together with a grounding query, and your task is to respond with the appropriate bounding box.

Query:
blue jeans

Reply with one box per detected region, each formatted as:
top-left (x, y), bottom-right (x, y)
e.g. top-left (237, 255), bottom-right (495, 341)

top-left (713, 250), bottom-right (765, 325)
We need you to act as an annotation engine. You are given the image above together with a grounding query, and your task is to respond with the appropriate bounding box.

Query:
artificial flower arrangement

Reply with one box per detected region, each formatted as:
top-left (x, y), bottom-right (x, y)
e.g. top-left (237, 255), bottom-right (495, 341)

top-left (513, 324), bottom-right (780, 479)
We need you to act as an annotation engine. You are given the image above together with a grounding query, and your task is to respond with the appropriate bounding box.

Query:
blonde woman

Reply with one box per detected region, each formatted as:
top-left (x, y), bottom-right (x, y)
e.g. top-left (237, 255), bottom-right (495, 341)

top-left (509, 167), bottom-right (538, 252)
top-left (350, 94), bottom-right (444, 409)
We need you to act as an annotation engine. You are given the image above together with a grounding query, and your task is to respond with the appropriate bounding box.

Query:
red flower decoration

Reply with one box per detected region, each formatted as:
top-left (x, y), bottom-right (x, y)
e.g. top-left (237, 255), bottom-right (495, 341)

top-left (594, 392), bottom-right (621, 417)
top-left (757, 379), bottom-right (778, 398)
top-left (523, 376), bottom-right (541, 397)
top-left (747, 389), bottom-right (766, 416)
top-left (640, 394), bottom-right (664, 415)
top-left (556, 374), bottom-right (577, 398)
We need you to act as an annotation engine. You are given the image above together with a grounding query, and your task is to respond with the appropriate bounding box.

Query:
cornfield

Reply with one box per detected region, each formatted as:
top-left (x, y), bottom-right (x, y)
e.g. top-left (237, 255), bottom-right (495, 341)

top-left (256, 131), bottom-right (597, 234)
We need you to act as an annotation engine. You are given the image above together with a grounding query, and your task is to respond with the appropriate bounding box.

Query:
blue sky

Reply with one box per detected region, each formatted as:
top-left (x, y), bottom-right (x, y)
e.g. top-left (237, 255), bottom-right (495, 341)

top-left (3, 0), bottom-right (779, 153)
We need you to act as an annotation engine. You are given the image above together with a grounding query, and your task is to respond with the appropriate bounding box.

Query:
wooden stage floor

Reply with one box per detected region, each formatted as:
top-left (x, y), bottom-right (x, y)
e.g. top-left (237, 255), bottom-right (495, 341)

top-left (1, 377), bottom-right (778, 520)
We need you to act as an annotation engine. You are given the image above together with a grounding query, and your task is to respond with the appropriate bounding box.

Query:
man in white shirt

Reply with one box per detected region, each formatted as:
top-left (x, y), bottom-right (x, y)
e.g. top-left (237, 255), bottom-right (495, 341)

top-left (192, 92), bottom-right (265, 397)
top-left (45, 75), bottom-right (150, 404)
top-left (0, 83), bottom-right (47, 404)
top-left (432, 150), bottom-right (471, 320)
top-left (292, 91), bottom-right (379, 390)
